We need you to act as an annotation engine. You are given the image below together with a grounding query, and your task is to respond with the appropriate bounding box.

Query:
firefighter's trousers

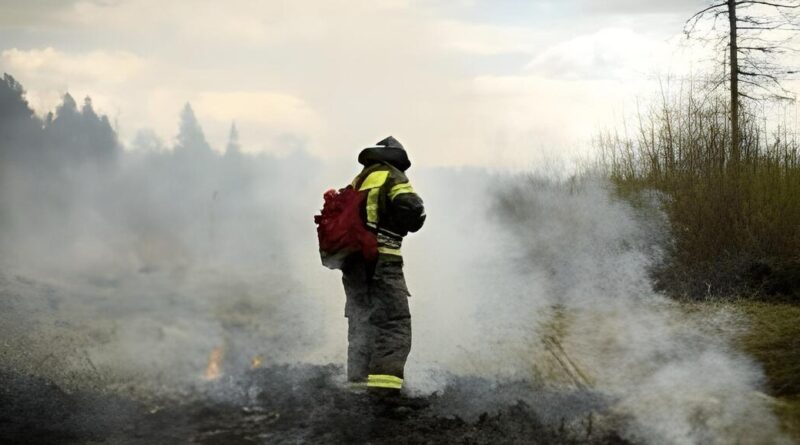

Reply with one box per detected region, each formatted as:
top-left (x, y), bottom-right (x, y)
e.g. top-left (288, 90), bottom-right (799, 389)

top-left (341, 254), bottom-right (411, 390)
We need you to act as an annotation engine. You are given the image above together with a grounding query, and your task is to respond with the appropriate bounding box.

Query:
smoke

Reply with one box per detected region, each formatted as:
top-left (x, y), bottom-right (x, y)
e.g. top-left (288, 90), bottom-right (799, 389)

top-left (405, 175), bottom-right (787, 444)
top-left (0, 75), bottom-right (334, 392)
top-left (0, 73), bottom-right (789, 444)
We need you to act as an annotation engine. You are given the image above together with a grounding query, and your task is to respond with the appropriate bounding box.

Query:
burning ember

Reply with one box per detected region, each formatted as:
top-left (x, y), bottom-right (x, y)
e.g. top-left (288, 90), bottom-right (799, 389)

top-left (204, 346), bottom-right (224, 380)
top-left (251, 355), bottom-right (263, 369)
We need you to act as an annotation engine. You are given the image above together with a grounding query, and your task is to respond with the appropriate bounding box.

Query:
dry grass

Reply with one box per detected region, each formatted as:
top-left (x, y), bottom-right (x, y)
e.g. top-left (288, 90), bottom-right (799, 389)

top-left (597, 90), bottom-right (800, 298)
top-left (732, 301), bottom-right (800, 440)
top-left (775, 396), bottom-right (800, 442)
top-left (681, 299), bottom-right (800, 440)
top-left (736, 301), bottom-right (800, 398)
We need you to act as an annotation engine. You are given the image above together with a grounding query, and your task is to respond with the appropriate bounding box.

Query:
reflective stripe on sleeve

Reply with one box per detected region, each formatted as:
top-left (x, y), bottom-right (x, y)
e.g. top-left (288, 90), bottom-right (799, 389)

top-left (367, 374), bottom-right (403, 389)
top-left (366, 188), bottom-right (381, 225)
top-left (377, 246), bottom-right (401, 256)
top-left (388, 182), bottom-right (415, 200)
top-left (358, 171), bottom-right (389, 191)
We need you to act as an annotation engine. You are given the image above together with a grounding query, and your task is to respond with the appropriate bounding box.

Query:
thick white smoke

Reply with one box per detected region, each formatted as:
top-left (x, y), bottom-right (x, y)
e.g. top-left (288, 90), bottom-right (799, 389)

top-left (0, 79), bottom-right (788, 443)
top-left (403, 174), bottom-right (788, 444)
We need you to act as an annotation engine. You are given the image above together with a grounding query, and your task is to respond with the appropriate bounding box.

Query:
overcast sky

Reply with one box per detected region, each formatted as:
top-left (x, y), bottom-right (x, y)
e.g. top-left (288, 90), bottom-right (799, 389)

top-left (0, 0), bottom-right (710, 168)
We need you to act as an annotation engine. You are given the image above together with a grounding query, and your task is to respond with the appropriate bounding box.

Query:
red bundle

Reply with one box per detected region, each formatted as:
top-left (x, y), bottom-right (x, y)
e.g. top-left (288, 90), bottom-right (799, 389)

top-left (314, 186), bottom-right (377, 269)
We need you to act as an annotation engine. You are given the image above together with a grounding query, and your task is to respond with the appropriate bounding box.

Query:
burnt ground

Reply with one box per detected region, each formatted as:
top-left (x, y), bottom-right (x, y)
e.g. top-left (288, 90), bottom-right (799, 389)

top-left (0, 364), bottom-right (632, 445)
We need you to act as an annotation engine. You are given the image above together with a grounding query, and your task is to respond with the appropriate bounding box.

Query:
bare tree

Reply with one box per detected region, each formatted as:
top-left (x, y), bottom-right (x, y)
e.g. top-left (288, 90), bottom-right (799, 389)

top-left (685, 0), bottom-right (800, 163)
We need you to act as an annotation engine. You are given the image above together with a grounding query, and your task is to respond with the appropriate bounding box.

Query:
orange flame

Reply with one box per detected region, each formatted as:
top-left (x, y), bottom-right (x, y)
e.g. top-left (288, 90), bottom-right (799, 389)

top-left (204, 346), bottom-right (224, 380)
top-left (250, 355), bottom-right (263, 370)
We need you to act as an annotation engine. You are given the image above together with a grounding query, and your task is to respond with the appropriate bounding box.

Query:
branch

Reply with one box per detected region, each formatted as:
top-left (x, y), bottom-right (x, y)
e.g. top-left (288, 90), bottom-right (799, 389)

top-left (738, 46), bottom-right (780, 52)
top-left (684, 2), bottom-right (728, 36)
top-left (737, 15), bottom-right (779, 25)
top-left (736, 79), bottom-right (795, 103)
top-left (736, 1), bottom-right (800, 8)
top-left (739, 77), bottom-right (779, 92)
top-left (739, 69), bottom-right (781, 79)
top-left (739, 24), bottom-right (787, 29)
top-left (689, 2), bottom-right (729, 22)
top-left (738, 90), bottom-right (759, 100)
top-left (771, 93), bottom-right (796, 101)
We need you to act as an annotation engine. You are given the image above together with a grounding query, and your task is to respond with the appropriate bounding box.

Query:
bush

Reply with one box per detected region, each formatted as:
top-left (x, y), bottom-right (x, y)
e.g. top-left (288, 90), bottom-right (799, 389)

top-left (597, 88), bottom-right (800, 299)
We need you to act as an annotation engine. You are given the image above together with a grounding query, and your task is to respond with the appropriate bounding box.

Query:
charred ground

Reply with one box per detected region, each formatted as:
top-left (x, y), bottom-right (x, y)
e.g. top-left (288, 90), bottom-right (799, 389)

top-left (0, 363), bottom-right (632, 445)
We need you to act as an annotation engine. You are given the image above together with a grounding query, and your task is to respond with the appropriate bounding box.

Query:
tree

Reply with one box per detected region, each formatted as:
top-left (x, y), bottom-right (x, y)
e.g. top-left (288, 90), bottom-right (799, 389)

top-left (225, 122), bottom-right (241, 156)
top-left (685, 0), bottom-right (800, 163)
top-left (56, 92), bottom-right (79, 120)
top-left (45, 93), bottom-right (118, 164)
top-left (0, 73), bottom-right (43, 164)
top-left (175, 103), bottom-right (212, 153)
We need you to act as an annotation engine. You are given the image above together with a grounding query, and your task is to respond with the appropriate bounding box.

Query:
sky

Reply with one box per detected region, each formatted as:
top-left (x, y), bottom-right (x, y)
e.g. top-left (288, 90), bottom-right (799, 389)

top-left (0, 0), bottom-right (711, 168)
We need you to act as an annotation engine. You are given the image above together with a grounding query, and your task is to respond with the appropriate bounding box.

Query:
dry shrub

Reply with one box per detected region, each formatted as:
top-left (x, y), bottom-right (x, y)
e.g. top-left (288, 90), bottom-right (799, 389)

top-left (597, 88), bottom-right (800, 299)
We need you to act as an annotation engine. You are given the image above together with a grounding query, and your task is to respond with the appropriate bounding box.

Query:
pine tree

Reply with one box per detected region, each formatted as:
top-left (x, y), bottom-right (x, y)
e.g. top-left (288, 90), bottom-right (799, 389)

top-left (0, 73), bottom-right (43, 164)
top-left (175, 103), bottom-right (212, 153)
top-left (225, 122), bottom-right (241, 156)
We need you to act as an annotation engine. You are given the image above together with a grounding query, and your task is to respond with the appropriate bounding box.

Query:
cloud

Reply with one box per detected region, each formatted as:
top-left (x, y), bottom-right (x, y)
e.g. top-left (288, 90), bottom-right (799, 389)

top-left (1, 47), bottom-right (146, 84)
top-left (0, 2), bottom-right (708, 168)
top-left (525, 28), bottom-right (669, 80)
top-left (194, 91), bottom-right (319, 128)
top-left (434, 19), bottom-right (548, 55)
top-left (576, 0), bottom-right (700, 14)
top-left (193, 90), bottom-right (324, 153)
top-left (467, 73), bottom-right (629, 159)
top-left (65, 0), bottom-right (420, 47)
top-left (0, 1), bottom-right (76, 26)
top-left (0, 47), bottom-right (150, 121)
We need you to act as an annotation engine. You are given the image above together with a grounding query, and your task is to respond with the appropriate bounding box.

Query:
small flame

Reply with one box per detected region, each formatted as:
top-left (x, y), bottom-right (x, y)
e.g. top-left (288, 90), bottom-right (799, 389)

top-left (251, 355), bottom-right (263, 369)
top-left (204, 346), bottom-right (224, 380)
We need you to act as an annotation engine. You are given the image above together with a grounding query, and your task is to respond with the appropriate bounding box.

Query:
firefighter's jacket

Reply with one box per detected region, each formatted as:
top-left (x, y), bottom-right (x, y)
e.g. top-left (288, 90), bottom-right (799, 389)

top-left (351, 162), bottom-right (426, 257)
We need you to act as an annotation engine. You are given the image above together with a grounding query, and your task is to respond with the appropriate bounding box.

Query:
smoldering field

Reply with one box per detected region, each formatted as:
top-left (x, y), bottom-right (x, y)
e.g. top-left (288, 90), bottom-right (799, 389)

top-left (0, 83), bottom-right (791, 444)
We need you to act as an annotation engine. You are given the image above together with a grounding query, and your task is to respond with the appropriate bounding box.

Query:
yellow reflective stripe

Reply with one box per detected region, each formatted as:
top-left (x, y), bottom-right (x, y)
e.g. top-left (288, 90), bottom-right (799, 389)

top-left (367, 374), bottom-right (403, 389)
top-left (388, 182), bottom-right (415, 200)
top-left (367, 381), bottom-right (402, 389)
top-left (366, 188), bottom-right (380, 224)
top-left (377, 246), bottom-right (401, 256)
top-left (358, 171), bottom-right (389, 191)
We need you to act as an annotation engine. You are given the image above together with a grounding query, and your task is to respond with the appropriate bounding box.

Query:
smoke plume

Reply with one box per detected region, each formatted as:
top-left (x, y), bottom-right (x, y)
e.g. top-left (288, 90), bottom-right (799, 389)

top-left (0, 73), bottom-right (788, 444)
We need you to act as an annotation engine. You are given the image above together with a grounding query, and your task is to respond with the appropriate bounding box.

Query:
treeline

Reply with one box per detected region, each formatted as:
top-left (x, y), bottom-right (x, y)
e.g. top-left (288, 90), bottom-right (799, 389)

top-left (598, 89), bottom-right (800, 300)
top-left (0, 74), bottom-right (117, 169)
top-left (0, 73), bottom-right (315, 277)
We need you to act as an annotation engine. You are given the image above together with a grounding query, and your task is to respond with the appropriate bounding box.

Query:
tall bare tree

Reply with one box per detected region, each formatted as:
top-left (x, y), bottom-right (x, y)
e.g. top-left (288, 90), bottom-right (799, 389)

top-left (685, 0), bottom-right (800, 163)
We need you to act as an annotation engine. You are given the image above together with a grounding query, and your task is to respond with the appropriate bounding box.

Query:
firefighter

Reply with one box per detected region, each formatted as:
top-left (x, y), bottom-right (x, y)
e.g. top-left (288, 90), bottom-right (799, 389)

top-left (341, 136), bottom-right (426, 393)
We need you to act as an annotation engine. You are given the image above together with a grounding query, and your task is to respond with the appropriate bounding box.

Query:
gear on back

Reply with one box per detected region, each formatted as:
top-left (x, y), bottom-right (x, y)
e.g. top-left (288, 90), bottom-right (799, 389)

top-left (314, 186), bottom-right (378, 269)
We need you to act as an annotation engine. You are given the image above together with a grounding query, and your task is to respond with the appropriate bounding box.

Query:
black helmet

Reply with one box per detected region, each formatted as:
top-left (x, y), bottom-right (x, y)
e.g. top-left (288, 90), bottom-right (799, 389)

top-left (358, 136), bottom-right (411, 171)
